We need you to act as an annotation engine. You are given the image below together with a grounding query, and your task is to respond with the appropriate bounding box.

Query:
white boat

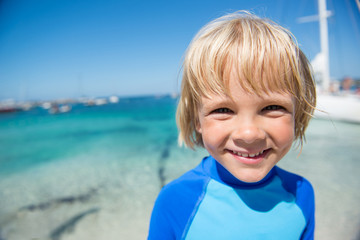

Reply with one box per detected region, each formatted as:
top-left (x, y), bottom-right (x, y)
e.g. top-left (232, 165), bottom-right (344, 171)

top-left (109, 95), bottom-right (119, 103)
top-left (49, 104), bottom-right (72, 114)
top-left (95, 98), bottom-right (107, 105)
top-left (315, 92), bottom-right (360, 123)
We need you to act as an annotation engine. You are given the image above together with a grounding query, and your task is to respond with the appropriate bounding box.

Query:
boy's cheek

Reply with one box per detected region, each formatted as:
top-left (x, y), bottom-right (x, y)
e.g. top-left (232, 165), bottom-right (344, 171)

top-left (271, 123), bottom-right (295, 146)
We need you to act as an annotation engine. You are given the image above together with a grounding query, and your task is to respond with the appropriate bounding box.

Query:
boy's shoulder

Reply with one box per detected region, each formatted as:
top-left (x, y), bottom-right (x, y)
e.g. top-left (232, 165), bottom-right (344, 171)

top-left (274, 166), bottom-right (314, 195)
top-left (158, 162), bottom-right (210, 201)
top-left (274, 166), bottom-right (315, 234)
top-left (149, 161), bottom-right (211, 238)
top-left (274, 166), bottom-right (315, 218)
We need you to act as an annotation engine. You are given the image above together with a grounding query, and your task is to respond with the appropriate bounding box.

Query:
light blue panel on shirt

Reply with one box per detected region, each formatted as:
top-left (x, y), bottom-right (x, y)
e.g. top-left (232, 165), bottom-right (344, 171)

top-left (184, 176), bottom-right (306, 240)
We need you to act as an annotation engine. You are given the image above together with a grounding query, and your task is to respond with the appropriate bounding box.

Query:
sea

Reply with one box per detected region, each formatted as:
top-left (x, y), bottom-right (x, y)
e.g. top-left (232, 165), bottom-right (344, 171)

top-left (0, 95), bottom-right (359, 240)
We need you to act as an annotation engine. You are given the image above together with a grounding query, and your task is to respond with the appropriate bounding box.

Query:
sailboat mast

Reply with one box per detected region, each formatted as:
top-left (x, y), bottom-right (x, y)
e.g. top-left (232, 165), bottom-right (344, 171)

top-left (318, 0), bottom-right (330, 91)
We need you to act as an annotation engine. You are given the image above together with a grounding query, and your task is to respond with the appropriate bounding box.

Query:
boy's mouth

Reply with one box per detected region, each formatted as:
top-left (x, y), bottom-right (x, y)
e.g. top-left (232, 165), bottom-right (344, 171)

top-left (227, 149), bottom-right (269, 158)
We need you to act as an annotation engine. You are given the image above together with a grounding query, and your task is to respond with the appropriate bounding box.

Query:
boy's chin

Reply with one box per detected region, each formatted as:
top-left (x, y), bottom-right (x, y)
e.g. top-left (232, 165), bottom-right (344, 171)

top-left (233, 169), bottom-right (272, 183)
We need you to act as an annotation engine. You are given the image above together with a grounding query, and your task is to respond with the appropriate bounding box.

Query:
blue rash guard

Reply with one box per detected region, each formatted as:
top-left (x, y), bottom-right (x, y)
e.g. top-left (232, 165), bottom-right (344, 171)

top-left (148, 156), bottom-right (315, 240)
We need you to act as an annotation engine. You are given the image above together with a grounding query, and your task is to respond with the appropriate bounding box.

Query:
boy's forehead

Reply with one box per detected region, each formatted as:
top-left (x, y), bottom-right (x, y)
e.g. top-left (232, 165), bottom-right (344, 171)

top-left (193, 53), bottom-right (298, 107)
top-left (228, 62), bottom-right (282, 84)
top-left (199, 77), bottom-right (295, 104)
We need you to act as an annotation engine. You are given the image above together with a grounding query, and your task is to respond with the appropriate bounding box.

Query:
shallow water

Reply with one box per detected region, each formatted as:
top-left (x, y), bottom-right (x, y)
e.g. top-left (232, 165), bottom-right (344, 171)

top-left (0, 96), bottom-right (359, 239)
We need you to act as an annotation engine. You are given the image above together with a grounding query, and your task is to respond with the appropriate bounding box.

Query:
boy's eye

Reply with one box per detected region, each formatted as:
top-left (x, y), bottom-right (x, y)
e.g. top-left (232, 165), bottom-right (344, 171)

top-left (262, 105), bottom-right (285, 111)
top-left (211, 108), bottom-right (233, 114)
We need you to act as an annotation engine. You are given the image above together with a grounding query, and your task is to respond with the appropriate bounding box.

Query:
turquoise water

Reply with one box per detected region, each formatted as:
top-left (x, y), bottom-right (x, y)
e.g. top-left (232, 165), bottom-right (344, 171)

top-left (0, 95), bottom-right (359, 240)
top-left (0, 96), bottom-right (180, 177)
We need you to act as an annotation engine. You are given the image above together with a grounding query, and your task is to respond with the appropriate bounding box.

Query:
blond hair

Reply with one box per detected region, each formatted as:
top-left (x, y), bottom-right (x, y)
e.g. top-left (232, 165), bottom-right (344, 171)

top-left (177, 11), bottom-right (316, 149)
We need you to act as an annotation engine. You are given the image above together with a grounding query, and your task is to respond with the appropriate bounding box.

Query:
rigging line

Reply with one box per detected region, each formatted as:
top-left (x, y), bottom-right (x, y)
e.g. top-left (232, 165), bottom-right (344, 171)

top-left (345, 0), bottom-right (360, 45)
top-left (327, 0), bottom-right (344, 77)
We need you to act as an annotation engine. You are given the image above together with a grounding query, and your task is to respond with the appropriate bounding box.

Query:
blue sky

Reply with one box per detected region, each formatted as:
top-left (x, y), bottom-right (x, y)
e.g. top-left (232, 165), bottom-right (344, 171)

top-left (1, 0), bottom-right (359, 101)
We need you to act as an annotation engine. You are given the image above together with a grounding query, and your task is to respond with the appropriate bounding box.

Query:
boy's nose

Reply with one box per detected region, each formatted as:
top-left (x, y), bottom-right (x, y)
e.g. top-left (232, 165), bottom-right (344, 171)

top-left (231, 121), bottom-right (266, 144)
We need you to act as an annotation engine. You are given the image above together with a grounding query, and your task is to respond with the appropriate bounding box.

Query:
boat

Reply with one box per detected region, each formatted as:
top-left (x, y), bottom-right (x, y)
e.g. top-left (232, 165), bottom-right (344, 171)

top-left (0, 106), bottom-right (20, 114)
top-left (95, 98), bottom-right (107, 106)
top-left (0, 99), bottom-right (22, 114)
top-left (49, 104), bottom-right (72, 114)
top-left (109, 95), bottom-right (119, 103)
top-left (301, 0), bottom-right (360, 123)
top-left (316, 93), bottom-right (360, 123)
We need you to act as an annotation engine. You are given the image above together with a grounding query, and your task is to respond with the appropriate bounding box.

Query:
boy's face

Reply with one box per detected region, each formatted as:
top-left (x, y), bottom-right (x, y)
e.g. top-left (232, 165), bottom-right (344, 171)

top-left (196, 70), bottom-right (295, 183)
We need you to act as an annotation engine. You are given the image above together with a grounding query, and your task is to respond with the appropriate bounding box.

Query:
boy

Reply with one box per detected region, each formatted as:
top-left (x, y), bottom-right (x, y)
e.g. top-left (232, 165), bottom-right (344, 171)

top-left (148, 11), bottom-right (316, 240)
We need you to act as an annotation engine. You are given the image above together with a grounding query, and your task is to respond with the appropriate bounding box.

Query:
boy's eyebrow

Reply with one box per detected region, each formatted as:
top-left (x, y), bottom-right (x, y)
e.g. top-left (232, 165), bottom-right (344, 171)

top-left (260, 94), bottom-right (295, 108)
top-left (199, 95), bottom-right (232, 108)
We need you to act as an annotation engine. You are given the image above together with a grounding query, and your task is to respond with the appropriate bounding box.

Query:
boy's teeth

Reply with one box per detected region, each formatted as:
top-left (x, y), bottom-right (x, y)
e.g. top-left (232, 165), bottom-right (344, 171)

top-left (232, 150), bottom-right (264, 158)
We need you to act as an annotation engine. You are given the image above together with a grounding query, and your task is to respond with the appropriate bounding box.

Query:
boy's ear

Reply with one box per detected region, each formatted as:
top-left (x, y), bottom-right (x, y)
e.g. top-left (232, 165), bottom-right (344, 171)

top-left (195, 119), bottom-right (202, 133)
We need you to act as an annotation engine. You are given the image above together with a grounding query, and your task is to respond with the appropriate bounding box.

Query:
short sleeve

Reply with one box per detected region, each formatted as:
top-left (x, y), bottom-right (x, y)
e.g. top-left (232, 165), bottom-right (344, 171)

top-left (297, 178), bottom-right (315, 240)
top-left (148, 186), bottom-right (177, 240)
top-left (147, 169), bottom-right (209, 240)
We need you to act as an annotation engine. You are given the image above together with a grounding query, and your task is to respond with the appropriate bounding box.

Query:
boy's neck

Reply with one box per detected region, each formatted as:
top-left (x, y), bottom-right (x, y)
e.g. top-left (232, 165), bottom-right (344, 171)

top-left (207, 156), bottom-right (276, 188)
